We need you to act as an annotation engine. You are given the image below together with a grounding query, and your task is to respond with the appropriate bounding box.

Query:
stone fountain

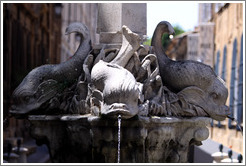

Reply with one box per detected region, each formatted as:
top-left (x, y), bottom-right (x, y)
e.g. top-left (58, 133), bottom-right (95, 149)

top-left (9, 4), bottom-right (230, 163)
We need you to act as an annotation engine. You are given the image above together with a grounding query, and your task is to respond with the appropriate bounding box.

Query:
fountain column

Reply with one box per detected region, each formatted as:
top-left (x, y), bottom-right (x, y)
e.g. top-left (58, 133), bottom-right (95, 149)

top-left (96, 3), bottom-right (147, 47)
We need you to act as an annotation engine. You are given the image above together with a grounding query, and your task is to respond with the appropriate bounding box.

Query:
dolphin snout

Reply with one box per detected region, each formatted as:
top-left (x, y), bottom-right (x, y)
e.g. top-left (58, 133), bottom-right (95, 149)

top-left (9, 104), bottom-right (32, 117)
top-left (223, 105), bottom-right (231, 116)
top-left (101, 103), bottom-right (138, 119)
top-left (10, 105), bottom-right (17, 111)
top-left (9, 105), bottom-right (18, 115)
top-left (211, 105), bottom-right (231, 121)
top-left (109, 103), bottom-right (129, 110)
top-left (9, 107), bottom-right (28, 119)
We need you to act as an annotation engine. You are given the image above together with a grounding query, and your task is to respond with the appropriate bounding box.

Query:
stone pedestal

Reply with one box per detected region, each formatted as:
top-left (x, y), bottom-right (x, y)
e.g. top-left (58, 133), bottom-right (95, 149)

top-left (28, 115), bottom-right (210, 163)
top-left (96, 3), bottom-right (146, 47)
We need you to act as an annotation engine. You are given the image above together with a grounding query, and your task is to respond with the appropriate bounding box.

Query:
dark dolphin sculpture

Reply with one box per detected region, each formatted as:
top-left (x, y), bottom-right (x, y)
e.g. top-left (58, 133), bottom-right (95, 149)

top-left (151, 21), bottom-right (230, 121)
top-left (10, 22), bottom-right (92, 116)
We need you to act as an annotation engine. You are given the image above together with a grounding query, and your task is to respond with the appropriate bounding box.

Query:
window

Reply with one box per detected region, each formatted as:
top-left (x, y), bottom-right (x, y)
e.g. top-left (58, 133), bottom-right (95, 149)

top-left (217, 46), bottom-right (228, 128)
top-left (237, 34), bottom-right (243, 129)
top-left (213, 51), bottom-right (220, 127)
top-left (229, 38), bottom-right (238, 129)
top-left (214, 51), bottom-right (220, 75)
top-left (221, 46), bottom-right (227, 82)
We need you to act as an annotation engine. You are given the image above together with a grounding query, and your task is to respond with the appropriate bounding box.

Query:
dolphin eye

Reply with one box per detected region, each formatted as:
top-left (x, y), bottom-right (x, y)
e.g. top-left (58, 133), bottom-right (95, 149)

top-left (24, 96), bottom-right (30, 102)
top-left (211, 93), bottom-right (218, 99)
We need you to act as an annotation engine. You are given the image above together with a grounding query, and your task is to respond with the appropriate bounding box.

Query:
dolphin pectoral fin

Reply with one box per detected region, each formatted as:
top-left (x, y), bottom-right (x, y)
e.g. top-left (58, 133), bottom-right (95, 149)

top-left (177, 86), bottom-right (210, 117)
top-left (35, 79), bottom-right (62, 104)
top-left (177, 86), bottom-right (207, 107)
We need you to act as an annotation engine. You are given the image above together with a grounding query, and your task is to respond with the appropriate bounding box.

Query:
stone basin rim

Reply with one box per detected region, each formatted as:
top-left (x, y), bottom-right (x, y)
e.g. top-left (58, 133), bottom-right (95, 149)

top-left (28, 114), bottom-right (211, 125)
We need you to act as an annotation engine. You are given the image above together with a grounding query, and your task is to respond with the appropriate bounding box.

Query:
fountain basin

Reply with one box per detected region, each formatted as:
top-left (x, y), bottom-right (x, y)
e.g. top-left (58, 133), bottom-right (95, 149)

top-left (28, 114), bottom-right (210, 163)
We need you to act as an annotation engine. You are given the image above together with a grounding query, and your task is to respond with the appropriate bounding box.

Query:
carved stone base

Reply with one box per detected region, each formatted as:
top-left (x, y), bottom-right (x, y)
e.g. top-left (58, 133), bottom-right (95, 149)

top-left (28, 115), bottom-right (210, 163)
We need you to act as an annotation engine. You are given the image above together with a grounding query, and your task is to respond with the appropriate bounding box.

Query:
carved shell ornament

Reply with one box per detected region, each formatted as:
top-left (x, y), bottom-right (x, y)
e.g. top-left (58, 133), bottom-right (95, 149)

top-left (10, 21), bottom-right (230, 121)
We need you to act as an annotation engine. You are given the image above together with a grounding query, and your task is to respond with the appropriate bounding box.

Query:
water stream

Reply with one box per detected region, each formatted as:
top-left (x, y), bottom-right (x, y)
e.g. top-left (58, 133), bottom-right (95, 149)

top-left (117, 115), bottom-right (121, 163)
top-left (227, 115), bottom-right (243, 136)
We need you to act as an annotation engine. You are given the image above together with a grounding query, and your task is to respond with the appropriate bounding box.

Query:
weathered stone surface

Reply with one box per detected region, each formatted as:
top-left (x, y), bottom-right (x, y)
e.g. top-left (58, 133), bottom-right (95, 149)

top-left (10, 20), bottom-right (229, 163)
top-left (10, 22), bottom-right (92, 116)
top-left (97, 3), bottom-right (122, 34)
top-left (28, 115), bottom-right (210, 163)
top-left (10, 19), bottom-right (229, 124)
top-left (99, 32), bottom-right (122, 44)
top-left (29, 115), bottom-right (92, 162)
top-left (97, 3), bottom-right (146, 45)
top-left (151, 21), bottom-right (230, 121)
top-left (97, 3), bottom-right (146, 35)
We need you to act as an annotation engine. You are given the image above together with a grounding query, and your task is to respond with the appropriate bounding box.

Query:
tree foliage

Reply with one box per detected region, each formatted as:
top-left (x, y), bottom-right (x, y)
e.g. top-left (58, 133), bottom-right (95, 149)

top-left (162, 25), bottom-right (185, 49)
top-left (144, 25), bottom-right (185, 48)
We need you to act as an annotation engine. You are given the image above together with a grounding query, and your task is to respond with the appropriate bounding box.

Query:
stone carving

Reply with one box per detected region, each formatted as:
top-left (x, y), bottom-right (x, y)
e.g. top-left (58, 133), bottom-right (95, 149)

top-left (90, 26), bottom-right (143, 119)
top-left (91, 60), bottom-right (141, 119)
top-left (28, 115), bottom-right (210, 163)
top-left (151, 21), bottom-right (230, 121)
top-left (145, 117), bottom-right (209, 162)
top-left (9, 21), bottom-right (230, 163)
top-left (10, 21), bottom-right (230, 121)
top-left (10, 22), bottom-right (92, 116)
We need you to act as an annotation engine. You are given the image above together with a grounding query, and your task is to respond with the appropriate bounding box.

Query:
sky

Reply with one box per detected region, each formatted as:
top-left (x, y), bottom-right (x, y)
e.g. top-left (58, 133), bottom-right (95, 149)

top-left (146, 2), bottom-right (199, 38)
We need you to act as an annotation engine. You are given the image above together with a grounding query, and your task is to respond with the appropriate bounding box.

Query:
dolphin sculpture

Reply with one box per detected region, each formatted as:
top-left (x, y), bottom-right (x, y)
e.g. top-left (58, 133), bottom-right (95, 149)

top-left (10, 22), bottom-right (92, 116)
top-left (151, 21), bottom-right (230, 121)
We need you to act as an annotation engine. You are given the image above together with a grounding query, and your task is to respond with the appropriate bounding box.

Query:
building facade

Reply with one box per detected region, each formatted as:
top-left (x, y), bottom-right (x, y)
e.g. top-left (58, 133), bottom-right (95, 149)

top-left (210, 3), bottom-right (244, 154)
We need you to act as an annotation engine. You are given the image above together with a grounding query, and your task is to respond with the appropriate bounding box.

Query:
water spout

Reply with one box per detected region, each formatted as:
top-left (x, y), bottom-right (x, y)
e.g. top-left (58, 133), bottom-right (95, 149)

top-left (117, 114), bottom-right (121, 163)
